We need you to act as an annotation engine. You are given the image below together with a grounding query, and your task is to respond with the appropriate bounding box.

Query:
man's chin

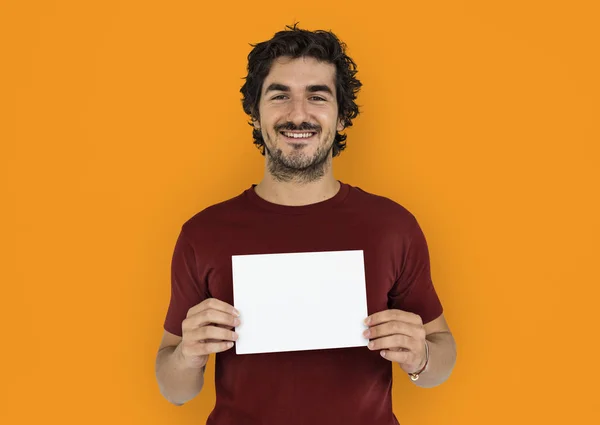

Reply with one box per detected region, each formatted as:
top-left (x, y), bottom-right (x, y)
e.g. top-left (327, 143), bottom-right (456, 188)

top-left (266, 146), bottom-right (332, 182)
top-left (279, 150), bottom-right (332, 169)
top-left (277, 157), bottom-right (314, 170)
top-left (265, 139), bottom-right (333, 168)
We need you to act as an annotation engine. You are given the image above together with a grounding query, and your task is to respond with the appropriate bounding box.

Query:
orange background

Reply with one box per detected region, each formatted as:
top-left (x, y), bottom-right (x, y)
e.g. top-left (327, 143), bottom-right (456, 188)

top-left (2, 1), bottom-right (599, 424)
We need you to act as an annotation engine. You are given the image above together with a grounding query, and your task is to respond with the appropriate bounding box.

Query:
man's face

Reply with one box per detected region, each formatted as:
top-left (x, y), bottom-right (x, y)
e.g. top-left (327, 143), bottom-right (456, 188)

top-left (254, 56), bottom-right (344, 182)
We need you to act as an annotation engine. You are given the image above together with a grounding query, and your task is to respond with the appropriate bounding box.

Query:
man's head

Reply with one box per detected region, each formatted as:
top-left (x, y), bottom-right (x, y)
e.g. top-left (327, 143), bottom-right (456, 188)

top-left (240, 24), bottom-right (362, 182)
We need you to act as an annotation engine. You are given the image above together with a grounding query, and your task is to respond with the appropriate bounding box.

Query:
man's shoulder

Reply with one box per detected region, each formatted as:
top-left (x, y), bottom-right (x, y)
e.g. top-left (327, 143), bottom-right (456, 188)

top-left (179, 189), bottom-right (249, 234)
top-left (348, 183), bottom-right (418, 224)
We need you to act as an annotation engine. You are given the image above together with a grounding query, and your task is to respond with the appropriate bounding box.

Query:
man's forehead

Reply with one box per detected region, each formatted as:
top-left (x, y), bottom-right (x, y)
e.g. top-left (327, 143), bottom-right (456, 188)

top-left (263, 56), bottom-right (336, 90)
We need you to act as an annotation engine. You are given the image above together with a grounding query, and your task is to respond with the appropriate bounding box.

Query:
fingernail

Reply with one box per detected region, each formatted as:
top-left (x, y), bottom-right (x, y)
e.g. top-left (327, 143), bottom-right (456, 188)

top-left (380, 351), bottom-right (386, 358)
top-left (233, 308), bottom-right (240, 317)
top-left (234, 318), bottom-right (241, 326)
top-left (368, 341), bottom-right (374, 349)
top-left (364, 317), bottom-right (371, 325)
top-left (227, 342), bottom-right (234, 348)
top-left (363, 329), bottom-right (370, 338)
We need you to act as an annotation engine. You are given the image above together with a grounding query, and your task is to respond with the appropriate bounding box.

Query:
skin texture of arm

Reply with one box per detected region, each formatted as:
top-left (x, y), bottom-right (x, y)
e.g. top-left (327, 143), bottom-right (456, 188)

top-left (155, 331), bottom-right (205, 406)
top-left (155, 298), bottom-right (240, 405)
top-left (365, 312), bottom-right (457, 388)
top-left (413, 314), bottom-right (457, 388)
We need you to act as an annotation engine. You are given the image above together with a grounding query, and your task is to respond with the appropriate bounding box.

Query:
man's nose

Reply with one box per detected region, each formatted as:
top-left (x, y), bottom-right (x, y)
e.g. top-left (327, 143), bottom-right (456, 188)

top-left (287, 99), bottom-right (309, 125)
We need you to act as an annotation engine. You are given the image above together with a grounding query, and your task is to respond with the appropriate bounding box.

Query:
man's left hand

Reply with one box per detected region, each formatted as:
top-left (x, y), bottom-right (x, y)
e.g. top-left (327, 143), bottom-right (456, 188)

top-left (363, 309), bottom-right (427, 374)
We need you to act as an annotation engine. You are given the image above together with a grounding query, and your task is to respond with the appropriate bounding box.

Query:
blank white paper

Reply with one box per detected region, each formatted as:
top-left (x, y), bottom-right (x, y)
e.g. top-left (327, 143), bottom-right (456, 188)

top-left (231, 250), bottom-right (369, 355)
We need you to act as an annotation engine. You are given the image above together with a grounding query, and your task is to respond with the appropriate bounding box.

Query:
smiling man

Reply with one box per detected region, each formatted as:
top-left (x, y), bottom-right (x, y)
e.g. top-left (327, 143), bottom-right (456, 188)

top-left (256, 59), bottom-right (344, 183)
top-left (155, 24), bottom-right (457, 425)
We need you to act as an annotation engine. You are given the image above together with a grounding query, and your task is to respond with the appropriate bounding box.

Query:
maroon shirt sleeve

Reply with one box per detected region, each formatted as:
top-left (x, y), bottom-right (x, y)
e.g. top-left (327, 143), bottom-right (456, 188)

top-left (163, 228), bottom-right (209, 337)
top-left (388, 216), bottom-right (443, 324)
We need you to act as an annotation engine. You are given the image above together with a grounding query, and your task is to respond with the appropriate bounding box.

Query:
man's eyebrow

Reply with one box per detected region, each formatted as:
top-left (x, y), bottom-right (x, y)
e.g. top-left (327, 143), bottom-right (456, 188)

top-left (265, 83), bottom-right (290, 93)
top-left (264, 83), bottom-right (334, 95)
top-left (307, 85), bottom-right (333, 95)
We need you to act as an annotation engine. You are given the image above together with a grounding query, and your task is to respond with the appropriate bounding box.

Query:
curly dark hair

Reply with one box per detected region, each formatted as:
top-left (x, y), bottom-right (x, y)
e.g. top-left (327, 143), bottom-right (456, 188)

top-left (240, 23), bottom-right (362, 158)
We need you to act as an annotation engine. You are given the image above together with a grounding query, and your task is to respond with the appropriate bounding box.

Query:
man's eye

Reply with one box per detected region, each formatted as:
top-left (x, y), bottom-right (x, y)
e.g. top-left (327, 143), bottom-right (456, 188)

top-left (310, 96), bottom-right (326, 101)
top-left (272, 95), bottom-right (287, 100)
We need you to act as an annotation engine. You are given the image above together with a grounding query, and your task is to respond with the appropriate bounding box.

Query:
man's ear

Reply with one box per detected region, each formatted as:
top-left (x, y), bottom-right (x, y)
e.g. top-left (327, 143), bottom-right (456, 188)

top-left (337, 118), bottom-right (344, 132)
top-left (252, 116), bottom-right (261, 130)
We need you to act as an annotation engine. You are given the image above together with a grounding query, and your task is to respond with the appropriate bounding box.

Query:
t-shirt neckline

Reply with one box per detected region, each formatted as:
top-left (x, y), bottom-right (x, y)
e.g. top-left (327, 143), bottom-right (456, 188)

top-left (244, 180), bottom-right (351, 215)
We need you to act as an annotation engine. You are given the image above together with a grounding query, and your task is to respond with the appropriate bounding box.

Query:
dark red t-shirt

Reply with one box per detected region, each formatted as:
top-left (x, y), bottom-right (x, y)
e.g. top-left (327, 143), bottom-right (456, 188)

top-left (164, 181), bottom-right (443, 425)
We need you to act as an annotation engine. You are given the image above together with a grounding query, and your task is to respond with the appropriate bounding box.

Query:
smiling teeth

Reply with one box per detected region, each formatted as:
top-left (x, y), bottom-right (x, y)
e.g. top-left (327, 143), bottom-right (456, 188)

top-left (283, 132), bottom-right (314, 138)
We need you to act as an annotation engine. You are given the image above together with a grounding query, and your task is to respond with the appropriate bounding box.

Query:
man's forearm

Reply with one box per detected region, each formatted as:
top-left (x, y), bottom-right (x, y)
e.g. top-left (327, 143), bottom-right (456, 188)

top-left (155, 344), bottom-right (205, 405)
top-left (410, 331), bottom-right (457, 388)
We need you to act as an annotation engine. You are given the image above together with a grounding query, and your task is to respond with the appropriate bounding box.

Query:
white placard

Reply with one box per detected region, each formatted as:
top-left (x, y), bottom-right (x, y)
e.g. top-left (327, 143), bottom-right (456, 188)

top-left (231, 250), bottom-right (369, 355)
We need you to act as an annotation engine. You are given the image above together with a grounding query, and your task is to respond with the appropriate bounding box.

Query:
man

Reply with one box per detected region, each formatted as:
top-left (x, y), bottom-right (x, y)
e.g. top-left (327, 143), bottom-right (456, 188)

top-left (155, 24), bottom-right (456, 424)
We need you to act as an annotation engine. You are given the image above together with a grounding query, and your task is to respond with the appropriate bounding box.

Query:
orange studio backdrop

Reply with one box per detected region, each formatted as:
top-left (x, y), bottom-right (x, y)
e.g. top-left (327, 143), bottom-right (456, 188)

top-left (2, 1), bottom-right (599, 424)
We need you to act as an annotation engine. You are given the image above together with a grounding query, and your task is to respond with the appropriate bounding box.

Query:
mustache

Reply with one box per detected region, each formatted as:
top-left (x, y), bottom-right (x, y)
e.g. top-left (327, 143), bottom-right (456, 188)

top-left (275, 122), bottom-right (321, 132)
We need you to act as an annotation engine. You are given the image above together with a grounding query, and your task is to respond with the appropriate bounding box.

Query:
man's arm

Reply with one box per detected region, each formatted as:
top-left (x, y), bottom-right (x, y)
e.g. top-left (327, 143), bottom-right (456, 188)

top-left (155, 298), bottom-right (240, 405)
top-left (155, 330), bottom-right (205, 406)
top-left (411, 313), bottom-right (457, 388)
top-left (364, 312), bottom-right (457, 388)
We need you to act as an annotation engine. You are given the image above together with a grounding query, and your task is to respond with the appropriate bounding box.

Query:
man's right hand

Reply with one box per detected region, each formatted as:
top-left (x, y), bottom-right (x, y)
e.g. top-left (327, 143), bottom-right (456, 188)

top-left (177, 298), bottom-right (240, 369)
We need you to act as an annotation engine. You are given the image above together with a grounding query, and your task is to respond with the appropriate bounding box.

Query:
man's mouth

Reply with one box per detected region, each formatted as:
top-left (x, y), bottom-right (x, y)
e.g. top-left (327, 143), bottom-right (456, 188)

top-left (279, 131), bottom-right (318, 140)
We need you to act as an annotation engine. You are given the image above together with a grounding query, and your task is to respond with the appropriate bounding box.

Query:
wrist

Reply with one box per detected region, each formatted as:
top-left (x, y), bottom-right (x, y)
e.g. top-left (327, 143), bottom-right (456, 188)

top-left (174, 343), bottom-right (207, 371)
top-left (416, 341), bottom-right (429, 370)
top-left (408, 340), bottom-right (429, 381)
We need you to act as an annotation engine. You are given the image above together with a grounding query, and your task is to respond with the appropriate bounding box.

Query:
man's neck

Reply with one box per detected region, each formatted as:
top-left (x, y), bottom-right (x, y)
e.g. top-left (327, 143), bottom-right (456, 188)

top-left (254, 173), bottom-right (341, 207)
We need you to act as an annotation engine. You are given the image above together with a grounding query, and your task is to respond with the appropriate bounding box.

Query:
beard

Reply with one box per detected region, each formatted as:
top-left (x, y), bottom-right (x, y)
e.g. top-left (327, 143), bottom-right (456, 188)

top-left (263, 126), bottom-right (335, 184)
